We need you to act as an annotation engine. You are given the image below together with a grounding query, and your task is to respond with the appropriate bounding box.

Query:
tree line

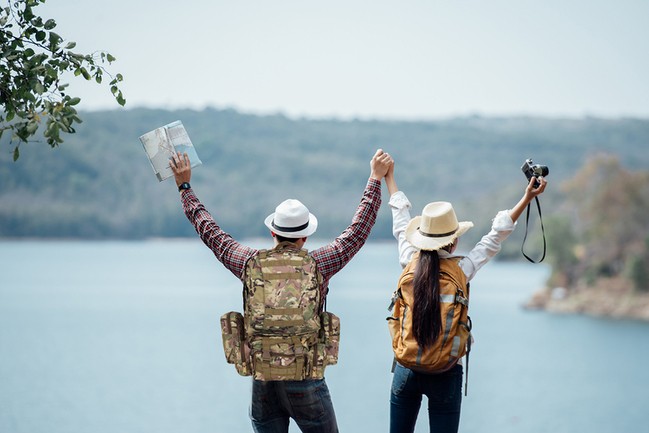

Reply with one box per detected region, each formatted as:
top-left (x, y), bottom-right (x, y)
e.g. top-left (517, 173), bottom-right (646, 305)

top-left (1, 108), bottom-right (648, 254)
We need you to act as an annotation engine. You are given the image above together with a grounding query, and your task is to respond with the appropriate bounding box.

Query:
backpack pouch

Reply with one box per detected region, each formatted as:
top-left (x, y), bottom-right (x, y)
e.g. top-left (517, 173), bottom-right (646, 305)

top-left (249, 334), bottom-right (313, 381)
top-left (220, 311), bottom-right (252, 376)
top-left (320, 311), bottom-right (340, 366)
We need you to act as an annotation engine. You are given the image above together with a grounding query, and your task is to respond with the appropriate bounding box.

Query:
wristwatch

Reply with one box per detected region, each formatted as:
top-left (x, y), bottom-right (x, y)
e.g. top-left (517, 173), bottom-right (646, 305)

top-left (178, 182), bottom-right (191, 192)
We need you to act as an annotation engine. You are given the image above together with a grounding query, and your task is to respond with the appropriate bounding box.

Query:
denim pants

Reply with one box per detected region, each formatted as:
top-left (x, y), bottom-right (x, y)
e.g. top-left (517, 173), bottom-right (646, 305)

top-left (390, 363), bottom-right (463, 433)
top-left (250, 378), bottom-right (339, 433)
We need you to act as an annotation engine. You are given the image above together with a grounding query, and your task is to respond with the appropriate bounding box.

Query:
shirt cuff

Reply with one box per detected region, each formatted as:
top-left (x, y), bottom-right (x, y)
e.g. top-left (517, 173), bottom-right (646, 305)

top-left (389, 191), bottom-right (411, 210)
top-left (493, 210), bottom-right (516, 232)
top-left (368, 177), bottom-right (381, 188)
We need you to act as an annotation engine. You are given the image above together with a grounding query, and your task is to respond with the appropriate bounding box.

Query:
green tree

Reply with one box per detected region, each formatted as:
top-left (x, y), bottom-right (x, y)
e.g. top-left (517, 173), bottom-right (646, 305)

top-left (545, 215), bottom-right (579, 288)
top-left (0, 0), bottom-right (125, 161)
top-left (561, 154), bottom-right (649, 287)
top-left (625, 237), bottom-right (649, 293)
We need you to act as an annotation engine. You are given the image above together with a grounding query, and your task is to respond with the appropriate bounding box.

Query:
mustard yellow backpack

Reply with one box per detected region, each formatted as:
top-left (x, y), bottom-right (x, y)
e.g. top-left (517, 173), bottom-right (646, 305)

top-left (388, 253), bottom-right (472, 391)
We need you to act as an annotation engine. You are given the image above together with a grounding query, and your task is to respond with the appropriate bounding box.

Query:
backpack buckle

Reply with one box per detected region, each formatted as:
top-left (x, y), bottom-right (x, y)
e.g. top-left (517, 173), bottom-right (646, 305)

top-left (387, 289), bottom-right (401, 312)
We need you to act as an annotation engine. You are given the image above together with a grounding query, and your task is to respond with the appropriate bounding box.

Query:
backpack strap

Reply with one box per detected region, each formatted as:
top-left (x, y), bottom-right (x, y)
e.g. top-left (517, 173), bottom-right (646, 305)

top-left (441, 260), bottom-right (472, 396)
top-left (462, 316), bottom-right (473, 396)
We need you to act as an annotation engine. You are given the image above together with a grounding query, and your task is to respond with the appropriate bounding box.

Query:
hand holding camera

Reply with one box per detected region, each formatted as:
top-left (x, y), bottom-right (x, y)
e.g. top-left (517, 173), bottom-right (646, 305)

top-left (519, 158), bottom-right (549, 263)
top-left (521, 158), bottom-right (549, 188)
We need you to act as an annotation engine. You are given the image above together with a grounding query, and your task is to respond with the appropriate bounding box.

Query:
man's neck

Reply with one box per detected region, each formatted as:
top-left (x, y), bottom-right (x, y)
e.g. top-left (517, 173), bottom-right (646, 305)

top-left (273, 238), bottom-right (307, 249)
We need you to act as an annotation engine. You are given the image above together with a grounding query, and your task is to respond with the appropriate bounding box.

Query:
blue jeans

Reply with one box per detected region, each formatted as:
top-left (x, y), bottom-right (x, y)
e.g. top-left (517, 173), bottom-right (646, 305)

top-left (250, 378), bottom-right (339, 433)
top-left (390, 363), bottom-right (463, 433)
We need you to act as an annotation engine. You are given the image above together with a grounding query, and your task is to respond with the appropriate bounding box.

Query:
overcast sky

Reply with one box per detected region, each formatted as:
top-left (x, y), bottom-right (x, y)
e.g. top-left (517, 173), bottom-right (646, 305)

top-left (39, 0), bottom-right (649, 120)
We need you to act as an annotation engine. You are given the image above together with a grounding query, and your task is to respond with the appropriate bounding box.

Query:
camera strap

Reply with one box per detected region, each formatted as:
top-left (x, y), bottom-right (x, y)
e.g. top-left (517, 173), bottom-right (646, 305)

top-left (521, 196), bottom-right (546, 263)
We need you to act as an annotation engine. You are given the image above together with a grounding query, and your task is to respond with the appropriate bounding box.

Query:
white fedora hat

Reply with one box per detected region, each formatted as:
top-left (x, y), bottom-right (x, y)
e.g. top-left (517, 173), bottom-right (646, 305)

top-left (264, 199), bottom-right (318, 238)
top-left (405, 201), bottom-right (473, 251)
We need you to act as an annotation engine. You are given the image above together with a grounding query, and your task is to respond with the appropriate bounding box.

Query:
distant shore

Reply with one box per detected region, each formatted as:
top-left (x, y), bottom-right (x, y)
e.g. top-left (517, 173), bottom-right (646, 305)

top-left (524, 277), bottom-right (649, 322)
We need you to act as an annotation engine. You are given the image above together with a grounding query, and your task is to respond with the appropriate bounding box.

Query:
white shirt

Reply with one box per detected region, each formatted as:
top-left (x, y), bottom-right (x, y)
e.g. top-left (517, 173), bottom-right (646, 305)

top-left (389, 191), bottom-right (517, 281)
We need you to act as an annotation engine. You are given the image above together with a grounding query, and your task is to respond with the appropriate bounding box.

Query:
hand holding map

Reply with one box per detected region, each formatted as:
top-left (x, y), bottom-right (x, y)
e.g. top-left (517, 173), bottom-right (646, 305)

top-left (139, 120), bottom-right (202, 182)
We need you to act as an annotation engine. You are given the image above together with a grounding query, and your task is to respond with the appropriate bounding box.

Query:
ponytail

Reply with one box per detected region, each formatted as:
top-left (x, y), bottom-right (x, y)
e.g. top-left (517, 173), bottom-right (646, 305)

top-left (412, 249), bottom-right (442, 348)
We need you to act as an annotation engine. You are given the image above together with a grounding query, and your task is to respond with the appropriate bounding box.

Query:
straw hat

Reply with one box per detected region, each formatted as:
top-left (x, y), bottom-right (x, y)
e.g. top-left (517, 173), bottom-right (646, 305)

top-left (264, 199), bottom-right (318, 238)
top-left (405, 201), bottom-right (473, 251)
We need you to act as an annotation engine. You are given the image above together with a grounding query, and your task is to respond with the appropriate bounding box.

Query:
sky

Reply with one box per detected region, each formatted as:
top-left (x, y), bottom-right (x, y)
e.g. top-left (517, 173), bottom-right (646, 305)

top-left (37, 0), bottom-right (649, 120)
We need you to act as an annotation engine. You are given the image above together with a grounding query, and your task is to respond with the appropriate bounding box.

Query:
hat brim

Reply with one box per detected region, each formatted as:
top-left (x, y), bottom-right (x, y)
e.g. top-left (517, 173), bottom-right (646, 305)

top-left (405, 216), bottom-right (473, 251)
top-left (264, 213), bottom-right (318, 238)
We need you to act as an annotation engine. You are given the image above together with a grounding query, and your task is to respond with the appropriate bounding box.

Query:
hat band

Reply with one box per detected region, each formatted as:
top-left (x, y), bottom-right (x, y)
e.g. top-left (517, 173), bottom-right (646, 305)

top-left (418, 226), bottom-right (458, 238)
top-left (272, 220), bottom-right (310, 233)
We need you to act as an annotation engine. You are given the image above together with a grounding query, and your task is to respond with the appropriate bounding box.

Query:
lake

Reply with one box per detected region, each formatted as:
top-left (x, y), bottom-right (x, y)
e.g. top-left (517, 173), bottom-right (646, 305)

top-left (1, 240), bottom-right (648, 433)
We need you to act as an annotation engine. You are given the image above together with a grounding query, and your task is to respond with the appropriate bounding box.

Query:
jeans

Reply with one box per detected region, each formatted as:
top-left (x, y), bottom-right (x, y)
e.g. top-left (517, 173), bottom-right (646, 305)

top-left (390, 363), bottom-right (463, 433)
top-left (250, 378), bottom-right (339, 433)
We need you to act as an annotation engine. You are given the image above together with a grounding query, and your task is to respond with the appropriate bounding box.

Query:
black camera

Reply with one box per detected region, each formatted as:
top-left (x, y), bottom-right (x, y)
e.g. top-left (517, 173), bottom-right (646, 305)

top-left (521, 158), bottom-right (549, 186)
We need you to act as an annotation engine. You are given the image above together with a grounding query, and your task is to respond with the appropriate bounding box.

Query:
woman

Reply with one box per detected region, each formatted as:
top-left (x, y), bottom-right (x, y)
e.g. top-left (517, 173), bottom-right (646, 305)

top-left (384, 163), bottom-right (547, 433)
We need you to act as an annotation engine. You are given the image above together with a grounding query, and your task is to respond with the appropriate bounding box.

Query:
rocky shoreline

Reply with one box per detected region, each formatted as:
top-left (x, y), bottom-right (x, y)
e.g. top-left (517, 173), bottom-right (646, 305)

top-left (524, 277), bottom-right (649, 322)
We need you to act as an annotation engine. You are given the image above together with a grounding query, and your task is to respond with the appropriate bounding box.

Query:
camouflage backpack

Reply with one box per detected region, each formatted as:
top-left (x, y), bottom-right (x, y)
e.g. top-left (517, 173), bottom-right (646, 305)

top-left (388, 253), bottom-right (472, 384)
top-left (220, 242), bottom-right (340, 381)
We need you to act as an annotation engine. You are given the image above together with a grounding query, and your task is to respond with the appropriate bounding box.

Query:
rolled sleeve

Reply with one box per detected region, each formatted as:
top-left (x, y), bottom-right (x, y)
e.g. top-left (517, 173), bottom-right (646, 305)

top-left (389, 191), bottom-right (417, 268)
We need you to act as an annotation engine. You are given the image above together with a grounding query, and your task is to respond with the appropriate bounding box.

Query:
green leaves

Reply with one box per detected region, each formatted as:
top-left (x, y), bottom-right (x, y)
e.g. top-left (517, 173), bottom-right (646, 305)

top-left (43, 18), bottom-right (56, 30)
top-left (47, 31), bottom-right (61, 50)
top-left (74, 66), bottom-right (91, 80)
top-left (1, 0), bottom-right (126, 160)
top-left (110, 73), bottom-right (126, 106)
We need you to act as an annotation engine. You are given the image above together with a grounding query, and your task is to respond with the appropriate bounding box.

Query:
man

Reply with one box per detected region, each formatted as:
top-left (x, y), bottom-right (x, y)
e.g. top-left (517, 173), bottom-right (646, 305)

top-left (170, 149), bottom-right (392, 433)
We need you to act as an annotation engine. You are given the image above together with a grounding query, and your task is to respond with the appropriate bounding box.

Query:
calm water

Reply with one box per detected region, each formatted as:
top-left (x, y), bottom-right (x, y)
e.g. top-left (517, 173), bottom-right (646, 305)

top-left (1, 240), bottom-right (648, 433)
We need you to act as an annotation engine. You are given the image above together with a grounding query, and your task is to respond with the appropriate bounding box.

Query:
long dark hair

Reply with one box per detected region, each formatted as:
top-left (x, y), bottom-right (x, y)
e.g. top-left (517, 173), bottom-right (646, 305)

top-left (412, 249), bottom-right (442, 348)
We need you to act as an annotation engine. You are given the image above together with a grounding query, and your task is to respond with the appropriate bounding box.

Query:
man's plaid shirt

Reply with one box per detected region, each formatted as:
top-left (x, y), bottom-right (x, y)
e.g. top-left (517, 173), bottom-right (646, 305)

top-left (180, 178), bottom-right (382, 295)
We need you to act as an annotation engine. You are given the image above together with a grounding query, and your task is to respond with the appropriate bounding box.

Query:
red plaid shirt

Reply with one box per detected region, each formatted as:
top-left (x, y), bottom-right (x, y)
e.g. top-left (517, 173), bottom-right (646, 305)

top-left (180, 178), bottom-right (382, 294)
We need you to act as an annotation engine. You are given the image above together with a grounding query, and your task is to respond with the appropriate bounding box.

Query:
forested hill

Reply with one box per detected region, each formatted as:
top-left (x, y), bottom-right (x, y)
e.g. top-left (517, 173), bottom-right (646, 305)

top-left (2, 108), bottom-right (648, 255)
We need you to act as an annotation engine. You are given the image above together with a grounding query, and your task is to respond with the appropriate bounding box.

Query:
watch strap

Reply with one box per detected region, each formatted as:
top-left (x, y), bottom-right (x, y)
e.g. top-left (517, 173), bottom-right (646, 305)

top-left (178, 182), bottom-right (191, 192)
